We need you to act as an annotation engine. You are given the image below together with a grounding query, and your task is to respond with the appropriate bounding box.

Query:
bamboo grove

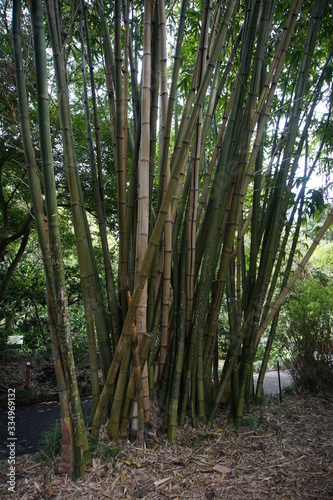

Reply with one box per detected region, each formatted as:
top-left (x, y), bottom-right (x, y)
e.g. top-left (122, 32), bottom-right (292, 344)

top-left (10, 0), bottom-right (333, 478)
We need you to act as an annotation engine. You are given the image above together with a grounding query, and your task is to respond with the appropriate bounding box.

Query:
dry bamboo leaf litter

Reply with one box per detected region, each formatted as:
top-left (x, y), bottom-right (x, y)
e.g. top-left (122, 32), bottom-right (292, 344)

top-left (1, 392), bottom-right (333, 499)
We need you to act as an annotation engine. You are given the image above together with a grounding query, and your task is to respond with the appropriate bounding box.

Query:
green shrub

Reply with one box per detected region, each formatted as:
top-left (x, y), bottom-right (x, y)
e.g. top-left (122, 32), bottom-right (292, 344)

top-left (283, 269), bottom-right (333, 394)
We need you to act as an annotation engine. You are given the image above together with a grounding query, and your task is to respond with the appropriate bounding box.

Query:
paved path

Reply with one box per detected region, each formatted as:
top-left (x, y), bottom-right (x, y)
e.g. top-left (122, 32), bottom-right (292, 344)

top-left (0, 371), bottom-right (293, 457)
top-left (0, 397), bottom-right (92, 458)
top-left (253, 369), bottom-right (293, 395)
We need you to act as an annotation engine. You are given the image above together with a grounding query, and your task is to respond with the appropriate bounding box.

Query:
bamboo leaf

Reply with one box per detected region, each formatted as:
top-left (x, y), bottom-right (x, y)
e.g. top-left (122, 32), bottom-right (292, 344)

top-left (213, 464), bottom-right (232, 474)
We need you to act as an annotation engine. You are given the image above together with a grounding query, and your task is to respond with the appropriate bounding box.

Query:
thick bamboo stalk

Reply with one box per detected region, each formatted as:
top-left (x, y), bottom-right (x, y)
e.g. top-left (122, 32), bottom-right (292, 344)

top-left (234, 0), bottom-right (327, 425)
top-left (30, 0), bottom-right (89, 478)
top-left (114, 0), bottom-right (129, 323)
top-left (79, 2), bottom-right (102, 414)
top-left (108, 342), bottom-right (131, 440)
top-left (135, 0), bottom-right (152, 342)
top-left (91, 0), bottom-right (238, 439)
top-left (120, 333), bottom-right (152, 437)
top-left (45, 0), bottom-right (113, 384)
top-left (204, 0), bottom-right (304, 367)
top-left (158, 0), bottom-right (172, 381)
top-left (98, 0), bottom-right (116, 146)
top-left (186, 2), bottom-right (211, 349)
top-left (168, 235), bottom-right (186, 442)
top-left (81, 0), bottom-right (119, 349)
top-left (12, 0), bottom-right (72, 474)
top-left (133, 0), bottom-right (153, 431)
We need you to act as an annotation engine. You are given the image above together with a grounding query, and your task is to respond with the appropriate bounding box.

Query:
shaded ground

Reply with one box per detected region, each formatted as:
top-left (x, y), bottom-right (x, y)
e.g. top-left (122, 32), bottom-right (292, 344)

top-left (0, 369), bottom-right (293, 458)
top-left (1, 354), bottom-right (331, 498)
top-left (0, 353), bottom-right (292, 407)
top-left (0, 353), bottom-right (93, 408)
top-left (0, 397), bottom-right (93, 457)
top-left (0, 351), bottom-right (293, 458)
top-left (0, 392), bottom-right (332, 499)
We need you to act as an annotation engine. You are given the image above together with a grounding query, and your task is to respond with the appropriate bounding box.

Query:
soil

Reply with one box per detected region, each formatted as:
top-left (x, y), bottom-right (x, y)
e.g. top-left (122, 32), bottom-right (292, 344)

top-left (1, 353), bottom-right (332, 499)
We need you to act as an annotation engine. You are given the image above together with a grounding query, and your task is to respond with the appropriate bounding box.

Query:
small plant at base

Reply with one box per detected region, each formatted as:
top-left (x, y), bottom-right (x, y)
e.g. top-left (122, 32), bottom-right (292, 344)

top-left (37, 421), bottom-right (62, 468)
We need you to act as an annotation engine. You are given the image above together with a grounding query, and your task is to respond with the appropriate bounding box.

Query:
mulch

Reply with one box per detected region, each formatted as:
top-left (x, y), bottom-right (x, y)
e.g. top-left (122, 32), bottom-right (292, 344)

top-left (1, 391), bottom-right (332, 499)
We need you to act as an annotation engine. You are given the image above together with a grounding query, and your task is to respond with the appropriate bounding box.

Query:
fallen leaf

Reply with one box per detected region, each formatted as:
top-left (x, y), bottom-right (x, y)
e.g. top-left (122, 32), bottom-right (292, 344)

top-left (123, 459), bottom-right (142, 468)
top-left (34, 481), bottom-right (41, 493)
top-left (154, 477), bottom-right (171, 487)
top-left (213, 464), bottom-right (231, 474)
top-left (247, 433), bottom-right (273, 439)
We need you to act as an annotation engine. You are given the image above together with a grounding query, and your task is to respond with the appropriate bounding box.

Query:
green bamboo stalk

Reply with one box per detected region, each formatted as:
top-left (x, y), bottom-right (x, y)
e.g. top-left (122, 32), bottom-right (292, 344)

top-left (234, 0), bottom-right (327, 425)
top-left (149, 5), bottom-right (159, 216)
top-left (12, 1), bottom-right (73, 474)
top-left (30, 0), bottom-right (89, 478)
top-left (91, 0), bottom-right (238, 439)
top-left (204, 0), bottom-right (304, 377)
top-left (108, 341), bottom-right (131, 441)
top-left (158, 0), bottom-right (173, 381)
top-left (132, 0), bottom-right (153, 432)
top-left (81, 0), bottom-right (119, 349)
top-left (45, 0), bottom-right (112, 385)
top-left (130, 323), bottom-right (145, 447)
top-left (79, 3), bottom-right (101, 415)
top-left (114, 0), bottom-right (129, 324)
top-left (81, 286), bottom-right (100, 416)
top-left (186, 1), bottom-right (212, 346)
top-left (120, 333), bottom-right (152, 437)
top-left (167, 237), bottom-right (186, 440)
top-left (147, 278), bottom-right (162, 398)
top-left (158, 0), bottom-right (189, 205)
top-left (98, 0), bottom-right (116, 148)
top-left (126, 124), bottom-right (140, 292)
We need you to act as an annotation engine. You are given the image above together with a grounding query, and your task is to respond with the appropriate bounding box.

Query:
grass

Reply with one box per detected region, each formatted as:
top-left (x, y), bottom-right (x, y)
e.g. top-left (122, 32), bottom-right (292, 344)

top-left (37, 413), bottom-right (121, 469)
top-left (37, 420), bottom-right (63, 467)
